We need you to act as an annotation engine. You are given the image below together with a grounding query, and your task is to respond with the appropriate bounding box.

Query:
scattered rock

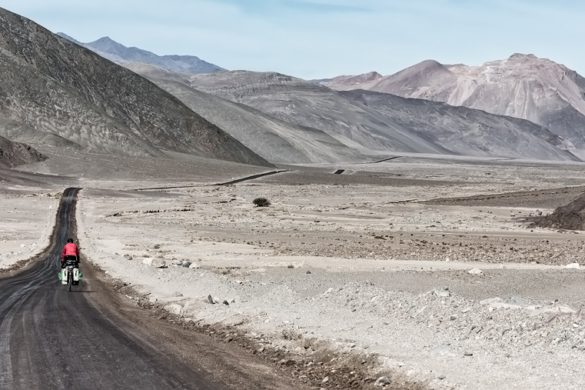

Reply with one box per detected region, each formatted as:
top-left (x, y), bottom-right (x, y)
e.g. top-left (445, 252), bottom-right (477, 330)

top-left (375, 376), bottom-right (392, 386)
top-left (164, 303), bottom-right (183, 316)
top-left (180, 260), bottom-right (192, 268)
top-left (142, 258), bottom-right (167, 268)
top-left (433, 287), bottom-right (450, 298)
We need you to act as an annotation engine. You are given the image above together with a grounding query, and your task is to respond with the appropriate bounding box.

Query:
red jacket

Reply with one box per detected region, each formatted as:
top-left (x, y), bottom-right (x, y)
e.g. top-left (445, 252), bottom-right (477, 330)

top-left (61, 243), bottom-right (80, 261)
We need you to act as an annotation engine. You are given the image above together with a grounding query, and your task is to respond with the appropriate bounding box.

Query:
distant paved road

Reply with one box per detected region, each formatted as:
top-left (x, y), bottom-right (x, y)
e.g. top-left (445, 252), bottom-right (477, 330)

top-left (134, 170), bottom-right (288, 191)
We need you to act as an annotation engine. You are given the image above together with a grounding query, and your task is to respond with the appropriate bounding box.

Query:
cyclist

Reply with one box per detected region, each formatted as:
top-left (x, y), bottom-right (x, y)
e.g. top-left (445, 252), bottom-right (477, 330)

top-left (61, 238), bottom-right (80, 268)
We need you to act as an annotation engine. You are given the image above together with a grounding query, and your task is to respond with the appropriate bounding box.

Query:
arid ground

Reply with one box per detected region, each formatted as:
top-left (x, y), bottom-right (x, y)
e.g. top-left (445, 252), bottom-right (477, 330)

top-left (4, 156), bottom-right (585, 389)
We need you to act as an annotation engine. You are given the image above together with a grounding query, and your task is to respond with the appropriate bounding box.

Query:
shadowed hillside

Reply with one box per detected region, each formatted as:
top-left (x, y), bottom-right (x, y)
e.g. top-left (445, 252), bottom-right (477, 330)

top-left (123, 64), bottom-right (365, 163)
top-left (188, 70), bottom-right (579, 162)
top-left (0, 136), bottom-right (46, 168)
top-left (0, 8), bottom-right (268, 166)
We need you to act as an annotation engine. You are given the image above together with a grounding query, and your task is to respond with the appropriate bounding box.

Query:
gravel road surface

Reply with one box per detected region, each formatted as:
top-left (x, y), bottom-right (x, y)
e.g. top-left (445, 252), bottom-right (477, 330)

top-left (0, 188), bottom-right (299, 390)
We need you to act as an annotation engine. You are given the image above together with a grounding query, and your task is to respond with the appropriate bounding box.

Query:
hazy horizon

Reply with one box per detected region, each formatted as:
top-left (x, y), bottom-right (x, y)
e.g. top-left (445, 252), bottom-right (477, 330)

top-left (2, 0), bottom-right (584, 79)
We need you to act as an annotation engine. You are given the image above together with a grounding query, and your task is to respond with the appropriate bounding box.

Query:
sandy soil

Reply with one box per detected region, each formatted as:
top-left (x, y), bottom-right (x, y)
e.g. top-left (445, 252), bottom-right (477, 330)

top-left (0, 189), bottom-right (60, 269)
top-left (72, 159), bottom-right (585, 389)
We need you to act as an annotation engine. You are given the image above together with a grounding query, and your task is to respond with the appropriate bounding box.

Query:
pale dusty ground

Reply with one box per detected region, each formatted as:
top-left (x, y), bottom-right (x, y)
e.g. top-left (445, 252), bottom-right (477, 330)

top-left (74, 159), bottom-right (585, 390)
top-left (0, 189), bottom-right (59, 269)
top-left (5, 156), bottom-right (585, 389)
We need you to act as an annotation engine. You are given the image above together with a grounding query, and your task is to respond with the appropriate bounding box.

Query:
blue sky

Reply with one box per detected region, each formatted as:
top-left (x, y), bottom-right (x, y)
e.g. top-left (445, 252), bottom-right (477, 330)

top-left (1, 0), bottom-right (584, 78)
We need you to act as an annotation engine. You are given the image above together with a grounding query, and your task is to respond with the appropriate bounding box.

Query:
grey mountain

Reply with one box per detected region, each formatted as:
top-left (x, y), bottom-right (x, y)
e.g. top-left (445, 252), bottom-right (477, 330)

top-left (58, 33), bottom-right (224, 75)
top-left (318, 71), bottom-right (383, 91)
top-left (0, 135), bottom-right (46, 168)
top-left (189, 71), bottom-right (449, 154)
top-left (128, 64), bottom-right (363, 163)
top-left (0, 7), bottom-right (267, 166)
top-left (341, 89), bottom-right (577, 161)
top-left (59, 29), bottom-right (579, 163)
top-left (188, 70), bottom-right (578, 161)
top-left (323, 54), bottom-right (585, 159)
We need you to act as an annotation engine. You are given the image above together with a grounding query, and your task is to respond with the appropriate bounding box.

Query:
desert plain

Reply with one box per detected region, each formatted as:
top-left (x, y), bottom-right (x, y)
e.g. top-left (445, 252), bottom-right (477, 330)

top-left (4, 155), bottom-right (585, 389)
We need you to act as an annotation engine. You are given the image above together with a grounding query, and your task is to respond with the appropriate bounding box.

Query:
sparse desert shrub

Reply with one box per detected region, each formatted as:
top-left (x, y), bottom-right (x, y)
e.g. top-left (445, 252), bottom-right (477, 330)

top-left (253, 197), bottom-right (271, 207)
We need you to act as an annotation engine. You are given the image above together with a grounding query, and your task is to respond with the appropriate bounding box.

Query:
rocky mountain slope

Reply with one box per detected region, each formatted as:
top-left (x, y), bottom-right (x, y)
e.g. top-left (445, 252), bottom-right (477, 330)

top-left (188, 70), bottom-right (579, 161)
top-left (59, 34), bottom-right (224, 75)
top-left (124, 64), bottom-right (364, 163)
top-left (0, 136), bottom-right (46, 168)
top-left (0, 7), bottom-right (266, 166)
top-left (57, 31), bottom-right (580, 163)
top-left (323, 54), bottom-right (585, 158)
top-left (342, 89), bottom-right (577, 161)
top-left (318, 71), bottom-right (383, 91)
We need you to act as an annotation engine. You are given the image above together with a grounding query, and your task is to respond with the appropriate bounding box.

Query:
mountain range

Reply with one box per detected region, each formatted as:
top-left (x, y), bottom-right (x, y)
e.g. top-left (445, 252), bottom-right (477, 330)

top-left (322, 54), bottom-right (585, 159)
top-left (61, 33), bottom-right (579, 163)
top-left (0, 7), bottom-right (267, 167)
top-left (57, 33), bottom-right (224, 75)
top-left (2, 6), bottom-right (583, 170)
top-left (187, 70), bottom-right (577, 162)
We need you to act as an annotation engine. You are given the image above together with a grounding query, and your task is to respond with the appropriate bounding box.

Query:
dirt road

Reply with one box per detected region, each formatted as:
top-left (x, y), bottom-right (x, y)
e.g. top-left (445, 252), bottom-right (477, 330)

top-left (0, 188), bottom-right (299, 390)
